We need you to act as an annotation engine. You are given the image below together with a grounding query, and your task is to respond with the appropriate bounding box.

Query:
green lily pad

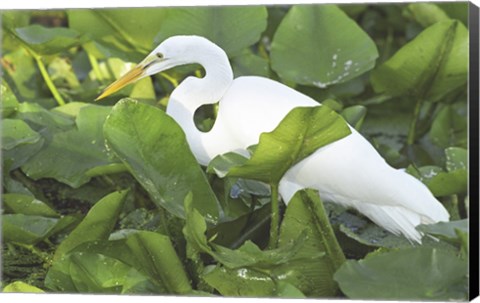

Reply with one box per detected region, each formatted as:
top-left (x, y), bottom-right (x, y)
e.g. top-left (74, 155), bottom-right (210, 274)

top-left (417, 219), bottom-right (468, 242)
top-left (2, 214), bottom-right (59, 245)
top-left (334, 247), bottom-right (468, 300)
top-left (54, 190), bottom-right (128, 260)
top-left (46, 251), bottom-right (155, 294)
top-left (405, 3), bottom-right (450, 28)
top-left (3, 193), bottom-right (59, 217)
top-left (21, 104), bottom-right (117, 188)
top-left (2, 281), bottom-right (45, 293)
top-left (154, 6), bottom-right (268, 57)
top-left (14, 24), bottom-right (86, 55)
top-left (209, 106), bottom-right (350, 184)
top-left (103, 99), bottom-right (221, 223)
top-left (183, 194), bottom-right (307, 269)
top-left (2, 119), bottom-right (45, 171)
top-left (68, 8), bottom-right (169, 54)
top-left (371, 20), bottom-right (468, 102)
top-left (429, 104), bottom-right (467, 148)
top-left (271, 5), bottom-right (378, 88)
top-left (1, 80), bottom-right (20, 118)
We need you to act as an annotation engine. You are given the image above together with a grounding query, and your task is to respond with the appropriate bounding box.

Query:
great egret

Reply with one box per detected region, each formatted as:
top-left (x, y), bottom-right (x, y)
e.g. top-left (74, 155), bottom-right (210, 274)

top-left (97, 35), bottom-right (449, 243)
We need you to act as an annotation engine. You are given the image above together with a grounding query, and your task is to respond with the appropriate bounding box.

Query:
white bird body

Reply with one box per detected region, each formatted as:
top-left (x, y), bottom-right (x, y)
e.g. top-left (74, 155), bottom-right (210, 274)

top-left (98, 35), bottom-right (449, 243)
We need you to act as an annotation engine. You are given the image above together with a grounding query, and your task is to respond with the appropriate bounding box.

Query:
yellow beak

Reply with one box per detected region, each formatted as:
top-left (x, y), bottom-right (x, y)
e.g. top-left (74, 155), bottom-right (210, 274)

top-left (95, 65), bottom-right (145, 101)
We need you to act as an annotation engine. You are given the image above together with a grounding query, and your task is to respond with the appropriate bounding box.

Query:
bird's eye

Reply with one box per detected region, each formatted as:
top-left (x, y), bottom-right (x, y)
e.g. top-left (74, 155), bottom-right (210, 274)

top-left (156, 52), bottom-right (164, 59)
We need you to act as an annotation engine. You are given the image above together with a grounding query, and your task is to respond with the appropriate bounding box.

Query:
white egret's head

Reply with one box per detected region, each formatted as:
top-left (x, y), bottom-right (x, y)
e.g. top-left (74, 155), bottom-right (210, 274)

top-left (96, 35), bottom-right (214, 100)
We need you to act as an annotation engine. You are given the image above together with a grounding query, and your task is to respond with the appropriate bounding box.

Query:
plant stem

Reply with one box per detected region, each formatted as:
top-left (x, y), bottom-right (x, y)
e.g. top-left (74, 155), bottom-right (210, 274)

top-left (304, 190), bottom-right (346, 270)
top-left (160, 72), bottom-right (179, 87)
top-left (268, 183), bottom-right (280, 249)
top-left (87, 51), bottom-right (104, 82)
top-left (33, 54), bottom-right (66, 106)
top-left (407, 97), bottom-right (423, 145)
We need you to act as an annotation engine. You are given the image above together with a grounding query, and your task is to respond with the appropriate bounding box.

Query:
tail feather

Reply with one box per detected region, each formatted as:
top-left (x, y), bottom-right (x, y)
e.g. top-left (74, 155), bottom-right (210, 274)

top-left (354, 203), bottom-right (424, 243)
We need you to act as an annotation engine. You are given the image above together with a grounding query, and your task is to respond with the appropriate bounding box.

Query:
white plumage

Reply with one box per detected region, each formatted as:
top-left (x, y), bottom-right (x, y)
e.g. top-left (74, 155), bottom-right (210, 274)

top-left (98, 35), bottom-right (449, 243)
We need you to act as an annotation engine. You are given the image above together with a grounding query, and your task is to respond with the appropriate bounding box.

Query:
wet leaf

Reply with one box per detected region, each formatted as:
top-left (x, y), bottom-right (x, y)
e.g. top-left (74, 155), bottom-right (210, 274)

top-left (183, 195), bottom-right (307, 269)
top-left (371, 20), bottom-right (468, 102)
top-left (405, 3), bottom-right (450, 27)
top-left (12, 102), bottom-right (75, 135)
top-left (68, 8), bottom-right (168, 54)
top-left (3, 193), bottom-right (59, 217)
top-left (2, 214), bottom-right (59, 245)
top-left (334, 247), bottom-right (468, 300)
top-left (53, 190), bottom-right (128, 260)
top-left (45, 251), bottom-right (155, 294)
top-left (429, 105), bottom-right (467, 148)
top-left (1, 80), bottom-right (20, 118)
top-left (2, 281), bottom-right (45, 293)
top-left (417, 219), bottom-right (468, 242)
top-left (21, 104), bottom-right (117, 188)
top-left (2, 119), bottom-right (42, 150)
top-left (407, 165), bottom-right (467, 197)
top-left (231, 49), bottom-right (270, 78)
top-left (154, 6), bottom-right (268, 56)
top-left (203, 266), bottom-right (275, 297)
top-left (271, 5), bottom-right (378, 88)
top-left (445, 147), bottom-right (467, 172)
top-left (276, 189), bottom-right (340, 297)
top-left (209, 106), bottom-right (351, 184)
top-left (123, 231), bottom-right (192, 294)
top-left (14, 24), bottom-right (86, 55)
top-left (1, 48), bottom-right (41, 100)
top-left (2, 119), bottom-right (45, 171)
top-left (341, 105), bottom-right (367, 130)
top-left (103, 99), bottom-right (221, 223)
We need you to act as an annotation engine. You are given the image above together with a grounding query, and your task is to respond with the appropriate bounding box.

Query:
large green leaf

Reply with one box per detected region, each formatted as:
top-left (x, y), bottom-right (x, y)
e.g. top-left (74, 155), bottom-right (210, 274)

top-left (47, 231), bottom-right (192, 294)
top-left (68, 8), bottom-right (168, 55)
top-left (2, 214), bottom-right (59, 245)
top-left (46, 251), bottom-right (155, 294)
top-left (54, 190), bottom-right (128, 260)
top-left (445, 147), bottom-right (467, 172)
top-left (1, 80), bottom-right (20, 118)
top-left (334, 247), bottom-right (467, 300)
top-left (271, 5), bottom-right (378, 88)
top-left (2, 281), bottom-right (45, 293)
top-left (123, 231), bottom-right (192, 294)
top-left (407, 147), bottom-right (467, 197)
top-left (231, 49), bottom-right (270, 78)
top-left (429, 104), bottom-right (467, 148)
top-left (1, 48), bottom-right (41, 101)
top-left (14, 24), bottom-right (86, 55)
top-left (341, 105), bottom-right (367, 130)
top-left (183, 195), bottom-right (307, 269)
top-left (1, 11), bottom-right (31, 51)
top-left (21, 104), bottom-right (118, 188)
top-left (407, 165), bottom-right (467, 197)
top-left (203, 266), bottom-right (305, 298)
top-left (371, 20), bottom-right (468, 102)
top-left (12, 102), bottom-right (75, 135)
top-left (153, 6), bottom-right (268, 56)
top-left (209, 106), bottom-right (351, 184)
top-left (276, 189), bottom-right (341, 297)
top-left (417, 219), bottom-right (468, 243)
top-left (3, 193), bottom-right (58, 217)
top-left (2, 119), bottom-right (42, 150)
top-left (2, 118), bottom-right (44, 171)
top-left (103, 99), bottom-right (221, 223)
top-left (203, 265), bottom-right (276, 297)
top-left (405, 3), bottom-right (450, 28)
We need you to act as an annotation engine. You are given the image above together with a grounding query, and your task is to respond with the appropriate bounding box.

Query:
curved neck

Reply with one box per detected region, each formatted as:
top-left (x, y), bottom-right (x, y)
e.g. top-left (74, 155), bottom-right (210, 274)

top-left (166, 51), bottom-right (233, 165)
